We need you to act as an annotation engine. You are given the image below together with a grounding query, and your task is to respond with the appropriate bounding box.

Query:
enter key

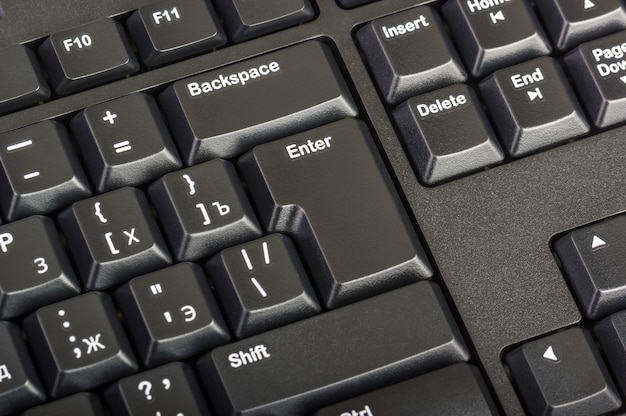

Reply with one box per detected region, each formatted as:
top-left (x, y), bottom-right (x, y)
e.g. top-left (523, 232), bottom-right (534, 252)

top-left (238, 118), bottom-right (432, 308)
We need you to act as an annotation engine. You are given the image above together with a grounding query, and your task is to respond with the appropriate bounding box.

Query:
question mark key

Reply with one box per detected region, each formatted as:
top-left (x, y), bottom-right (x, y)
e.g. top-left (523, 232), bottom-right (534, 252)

top-left (105, 362), bottom-right (210, 415)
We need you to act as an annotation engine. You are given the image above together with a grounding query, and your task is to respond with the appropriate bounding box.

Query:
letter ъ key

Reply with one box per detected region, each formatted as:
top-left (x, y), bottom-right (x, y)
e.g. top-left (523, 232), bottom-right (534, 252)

top-left (239, 118), bottom-right (432, 308)
top-left (149, 159), bottom-right (261, 262)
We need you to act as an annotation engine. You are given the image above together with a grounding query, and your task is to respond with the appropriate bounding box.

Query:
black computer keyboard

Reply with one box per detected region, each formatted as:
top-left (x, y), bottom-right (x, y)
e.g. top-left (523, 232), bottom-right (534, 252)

top-left (1, 0), bottom-right (626, 415)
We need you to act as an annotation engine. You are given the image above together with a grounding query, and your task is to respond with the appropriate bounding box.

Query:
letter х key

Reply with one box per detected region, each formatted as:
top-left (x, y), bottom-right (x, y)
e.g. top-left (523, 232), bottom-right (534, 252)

top-left (59, 187), bottom-right (172, 290)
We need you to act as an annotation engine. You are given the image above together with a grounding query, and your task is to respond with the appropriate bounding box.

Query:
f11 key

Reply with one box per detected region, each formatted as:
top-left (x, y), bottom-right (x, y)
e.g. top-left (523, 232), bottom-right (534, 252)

top-left (239, 118), bottom-right (432, 308)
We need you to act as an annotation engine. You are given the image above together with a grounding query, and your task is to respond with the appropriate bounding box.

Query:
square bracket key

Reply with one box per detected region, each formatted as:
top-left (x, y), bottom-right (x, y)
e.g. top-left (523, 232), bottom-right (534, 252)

top-left (58, 187), bottom-right (172, 290)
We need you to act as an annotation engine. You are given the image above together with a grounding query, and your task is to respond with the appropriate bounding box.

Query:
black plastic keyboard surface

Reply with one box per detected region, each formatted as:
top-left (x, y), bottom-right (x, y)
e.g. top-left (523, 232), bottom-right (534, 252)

top-left (1, 0), bottom-right (626, 415)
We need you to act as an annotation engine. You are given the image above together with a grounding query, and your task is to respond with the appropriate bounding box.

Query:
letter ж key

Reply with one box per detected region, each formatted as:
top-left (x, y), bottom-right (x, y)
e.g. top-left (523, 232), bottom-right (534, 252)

top-left (239, 118), bottom-right (432, 308)
top-left (159, 41), bottom-right (357, 164)
top-left (198, 281), bottom-right (469, 416)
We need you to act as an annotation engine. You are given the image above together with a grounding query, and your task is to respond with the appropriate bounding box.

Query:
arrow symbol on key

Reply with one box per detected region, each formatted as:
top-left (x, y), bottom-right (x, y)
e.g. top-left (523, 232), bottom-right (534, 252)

top-left (543, 345), bottom-right (558, 361)
top-left (620, 76), bottom-right (626, 85)
top-left (591, 235), bottom-right (608, 250)
top-left (489, 10), bottom-right (505, 24)
top-left (584, 0), bottom-right (595, 10)
top-left (527, 88), bottom-right (543, 102)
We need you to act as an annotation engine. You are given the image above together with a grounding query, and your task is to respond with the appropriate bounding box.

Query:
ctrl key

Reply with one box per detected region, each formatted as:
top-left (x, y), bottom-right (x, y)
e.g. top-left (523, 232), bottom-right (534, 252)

top-left (315, 363), bottom-right (499, 416)
top-left (505, 328), bottom-right (620, 416)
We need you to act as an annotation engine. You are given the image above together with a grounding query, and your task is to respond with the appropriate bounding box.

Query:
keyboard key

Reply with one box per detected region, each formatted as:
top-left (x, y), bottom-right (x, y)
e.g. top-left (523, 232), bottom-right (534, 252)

top-left (0, 216), bottom-right (80, 320)
top-left (0, 322), bottom-right (45, 416)
top-left (105, 362), bottom-right (211, 416)
top-left (480, 57), bottom-right (589, 156)
top-left (315, 363), bottom-right (498, 416)
top-left (442, 0), bottom-right (551, 77)
top-left (554, 214), bottom-right (626, 319)
top-left (535, 0), bottom-right (626, 51)
top-left (24, 393), bottom-right (107, 416)
top-left (159, 40), bottom-right (357, 164)
top-left (23, 292), bottom-right (138, 398)
top-left (393, 83), bottom-right (503, 185)
top-left (198, 281), bottom-right (469, 416)
top-left (596, 310), bottom-right (626, 393)
top-left (565, 30), bottom-right (626, 128)
top-left (127, 0), bottom-right (226, 67)
top-left (337, 0), bottom-right (376, 7)
top-left (239, 118), bottom-right (432, 308)
top-left (58, 187), bottom-right (172, 290)
top-left (0, 120), bottom-right (91, 221)
top-left (70, 93), bottom-right (182, 192)
top-left (356, 6), bottom-right (466, 105)
top-left (39, 18), bottom-right (139, 95)
top-left (115, 263), bottom-right (230, 367)
top-left (505, 328), bottom-right (621, 416)
top-left (149, 159), bottom-right (261, 262)
top-left (206, 234), bottom-right (320, 338)
top-left (0, 45), bottom-right (50, 114)
top-left (215, 0), bottom-right (314, 42)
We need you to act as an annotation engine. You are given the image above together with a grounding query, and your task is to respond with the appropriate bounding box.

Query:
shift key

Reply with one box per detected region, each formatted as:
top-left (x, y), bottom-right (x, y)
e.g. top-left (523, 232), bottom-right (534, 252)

top-left (239, 118), bottom-right (432, 308)
top-left (198, 282), bottom-right (469, 416)
top-left (160, 41), bottom-right (357, 164)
